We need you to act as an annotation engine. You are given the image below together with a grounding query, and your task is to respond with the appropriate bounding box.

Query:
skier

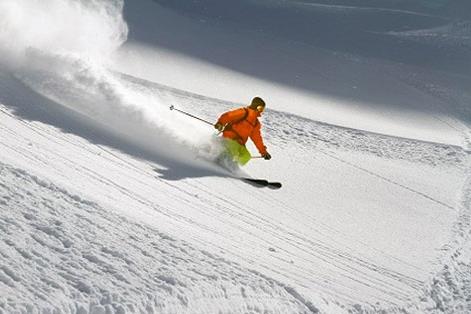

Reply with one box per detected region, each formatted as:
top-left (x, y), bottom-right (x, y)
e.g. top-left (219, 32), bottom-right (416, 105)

top-left (214, 97), bottom-right (271, 165)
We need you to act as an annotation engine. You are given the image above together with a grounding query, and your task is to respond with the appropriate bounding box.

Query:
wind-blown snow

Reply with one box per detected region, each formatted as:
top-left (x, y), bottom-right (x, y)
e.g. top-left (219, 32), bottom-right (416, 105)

top-left (0, 0), bottom-right (127, 65)
top-left (0, 0), bottom-right (225, 169)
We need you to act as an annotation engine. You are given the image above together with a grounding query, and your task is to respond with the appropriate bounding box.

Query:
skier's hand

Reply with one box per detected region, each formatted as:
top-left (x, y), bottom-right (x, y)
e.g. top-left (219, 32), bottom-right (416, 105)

top-left (214, 123), bottom-right (224, 132)
top-left (262, 152), bottom-right (271, 160)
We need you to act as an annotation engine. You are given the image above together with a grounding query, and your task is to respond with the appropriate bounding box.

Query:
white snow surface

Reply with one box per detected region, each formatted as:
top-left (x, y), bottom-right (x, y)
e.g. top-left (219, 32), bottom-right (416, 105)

top-left (1, 0), bottom-right (470, 313)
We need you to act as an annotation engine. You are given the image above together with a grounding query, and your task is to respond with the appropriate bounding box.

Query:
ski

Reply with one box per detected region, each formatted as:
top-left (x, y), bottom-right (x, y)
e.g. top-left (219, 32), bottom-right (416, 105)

top-left (241, 178), bottom-right (282, 189)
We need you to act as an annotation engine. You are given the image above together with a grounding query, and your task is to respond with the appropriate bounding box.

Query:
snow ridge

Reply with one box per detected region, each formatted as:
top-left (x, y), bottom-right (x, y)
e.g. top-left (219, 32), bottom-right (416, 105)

top-left (411, 135), bottom-right (471, 313)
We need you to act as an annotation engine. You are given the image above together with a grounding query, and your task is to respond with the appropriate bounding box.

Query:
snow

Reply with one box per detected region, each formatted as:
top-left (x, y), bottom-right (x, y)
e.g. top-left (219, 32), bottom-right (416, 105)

top-left (387, 21), bottom-right (471, 49)
top-left (0, 0), bottom-right (470, 313)
top-left (112, 0), bottom-right (471, 147)
top-left (0, 161), bottom-right (317, 313)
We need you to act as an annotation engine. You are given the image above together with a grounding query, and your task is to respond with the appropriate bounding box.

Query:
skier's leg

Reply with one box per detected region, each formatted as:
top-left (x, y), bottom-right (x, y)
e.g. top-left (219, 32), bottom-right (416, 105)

top-left (224, 139), bottom-right (240, 158)
top-left (214, 139), bottom-right (239, 170)
top-left (237, 145), bottom-right (251, 165)
top-left (223, 139), bottom-right (251, 165)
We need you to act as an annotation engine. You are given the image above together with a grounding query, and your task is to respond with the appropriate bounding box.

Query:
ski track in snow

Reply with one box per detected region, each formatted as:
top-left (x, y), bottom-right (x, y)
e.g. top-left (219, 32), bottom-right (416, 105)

top-left (0, 70), bottom-right (470, 313)
top-left (386, 21), bottom-right (471, 50)
top-left (0, 162), bottom-right (314, 314)
top-left (291, 2), bottom-right (442, 18)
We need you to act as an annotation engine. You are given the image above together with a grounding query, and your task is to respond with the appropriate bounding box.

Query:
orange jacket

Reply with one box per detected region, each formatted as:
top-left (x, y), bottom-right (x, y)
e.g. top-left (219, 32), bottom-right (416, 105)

top-left (217, 107), bottom-right (267, 155)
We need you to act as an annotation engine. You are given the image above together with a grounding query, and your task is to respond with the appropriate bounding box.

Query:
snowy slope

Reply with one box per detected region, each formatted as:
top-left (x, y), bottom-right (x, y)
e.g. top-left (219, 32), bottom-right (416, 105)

top-left (0, 160), bottom-right (314, 314)
top-left (1, 0), bottom-right (471, 313)
top-left (114, 0), bottom-right (470, 147)
top-left (1, 71), bottom-right (469, 312)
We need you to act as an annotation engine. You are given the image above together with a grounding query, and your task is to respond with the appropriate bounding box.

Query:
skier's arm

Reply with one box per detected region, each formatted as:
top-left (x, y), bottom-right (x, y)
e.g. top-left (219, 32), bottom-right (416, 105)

top-left (217, 108), bottom-right (247, 126)
top-left (250, 122), bottom-right (268, 156)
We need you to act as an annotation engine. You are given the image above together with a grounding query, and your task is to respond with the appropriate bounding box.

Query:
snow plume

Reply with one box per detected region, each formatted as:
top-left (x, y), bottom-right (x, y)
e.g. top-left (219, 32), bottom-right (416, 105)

top-left (0, 0), bottom-right (222, 167)
top-left (0, 0), bottom-right (127, 65)
top-left (18, 53), bottom-right (219, 164)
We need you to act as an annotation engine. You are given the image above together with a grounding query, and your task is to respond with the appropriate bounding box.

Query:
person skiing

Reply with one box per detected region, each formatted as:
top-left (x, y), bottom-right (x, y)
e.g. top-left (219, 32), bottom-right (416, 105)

top-left (214, 97), bottom-right (271, 165)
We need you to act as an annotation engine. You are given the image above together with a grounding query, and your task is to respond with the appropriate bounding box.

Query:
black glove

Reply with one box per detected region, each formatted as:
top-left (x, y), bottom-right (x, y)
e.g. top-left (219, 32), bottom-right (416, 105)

top-left (214, 123), bottom-right (224, 132)
top-left (262, 152), bottom-right (271, 160)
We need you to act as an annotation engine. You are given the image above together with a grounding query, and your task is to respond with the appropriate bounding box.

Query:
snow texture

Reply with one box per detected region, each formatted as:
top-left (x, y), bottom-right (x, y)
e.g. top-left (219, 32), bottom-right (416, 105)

top-left (0, 0), bottom-right (470, 313)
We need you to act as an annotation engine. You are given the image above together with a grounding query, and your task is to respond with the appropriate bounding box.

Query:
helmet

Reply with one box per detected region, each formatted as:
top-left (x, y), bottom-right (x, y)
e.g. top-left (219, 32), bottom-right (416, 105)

top-left (249, 97), bottom-right (266, 110)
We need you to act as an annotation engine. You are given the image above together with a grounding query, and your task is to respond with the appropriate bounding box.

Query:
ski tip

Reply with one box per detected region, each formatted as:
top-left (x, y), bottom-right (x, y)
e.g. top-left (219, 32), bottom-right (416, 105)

top-left (268, 182), bottom-right (282, 189)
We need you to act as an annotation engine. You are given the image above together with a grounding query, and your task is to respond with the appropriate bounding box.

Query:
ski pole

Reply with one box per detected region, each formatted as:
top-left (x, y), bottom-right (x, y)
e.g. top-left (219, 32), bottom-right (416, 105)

top-left (169, 105), bottom-right (213, 126)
